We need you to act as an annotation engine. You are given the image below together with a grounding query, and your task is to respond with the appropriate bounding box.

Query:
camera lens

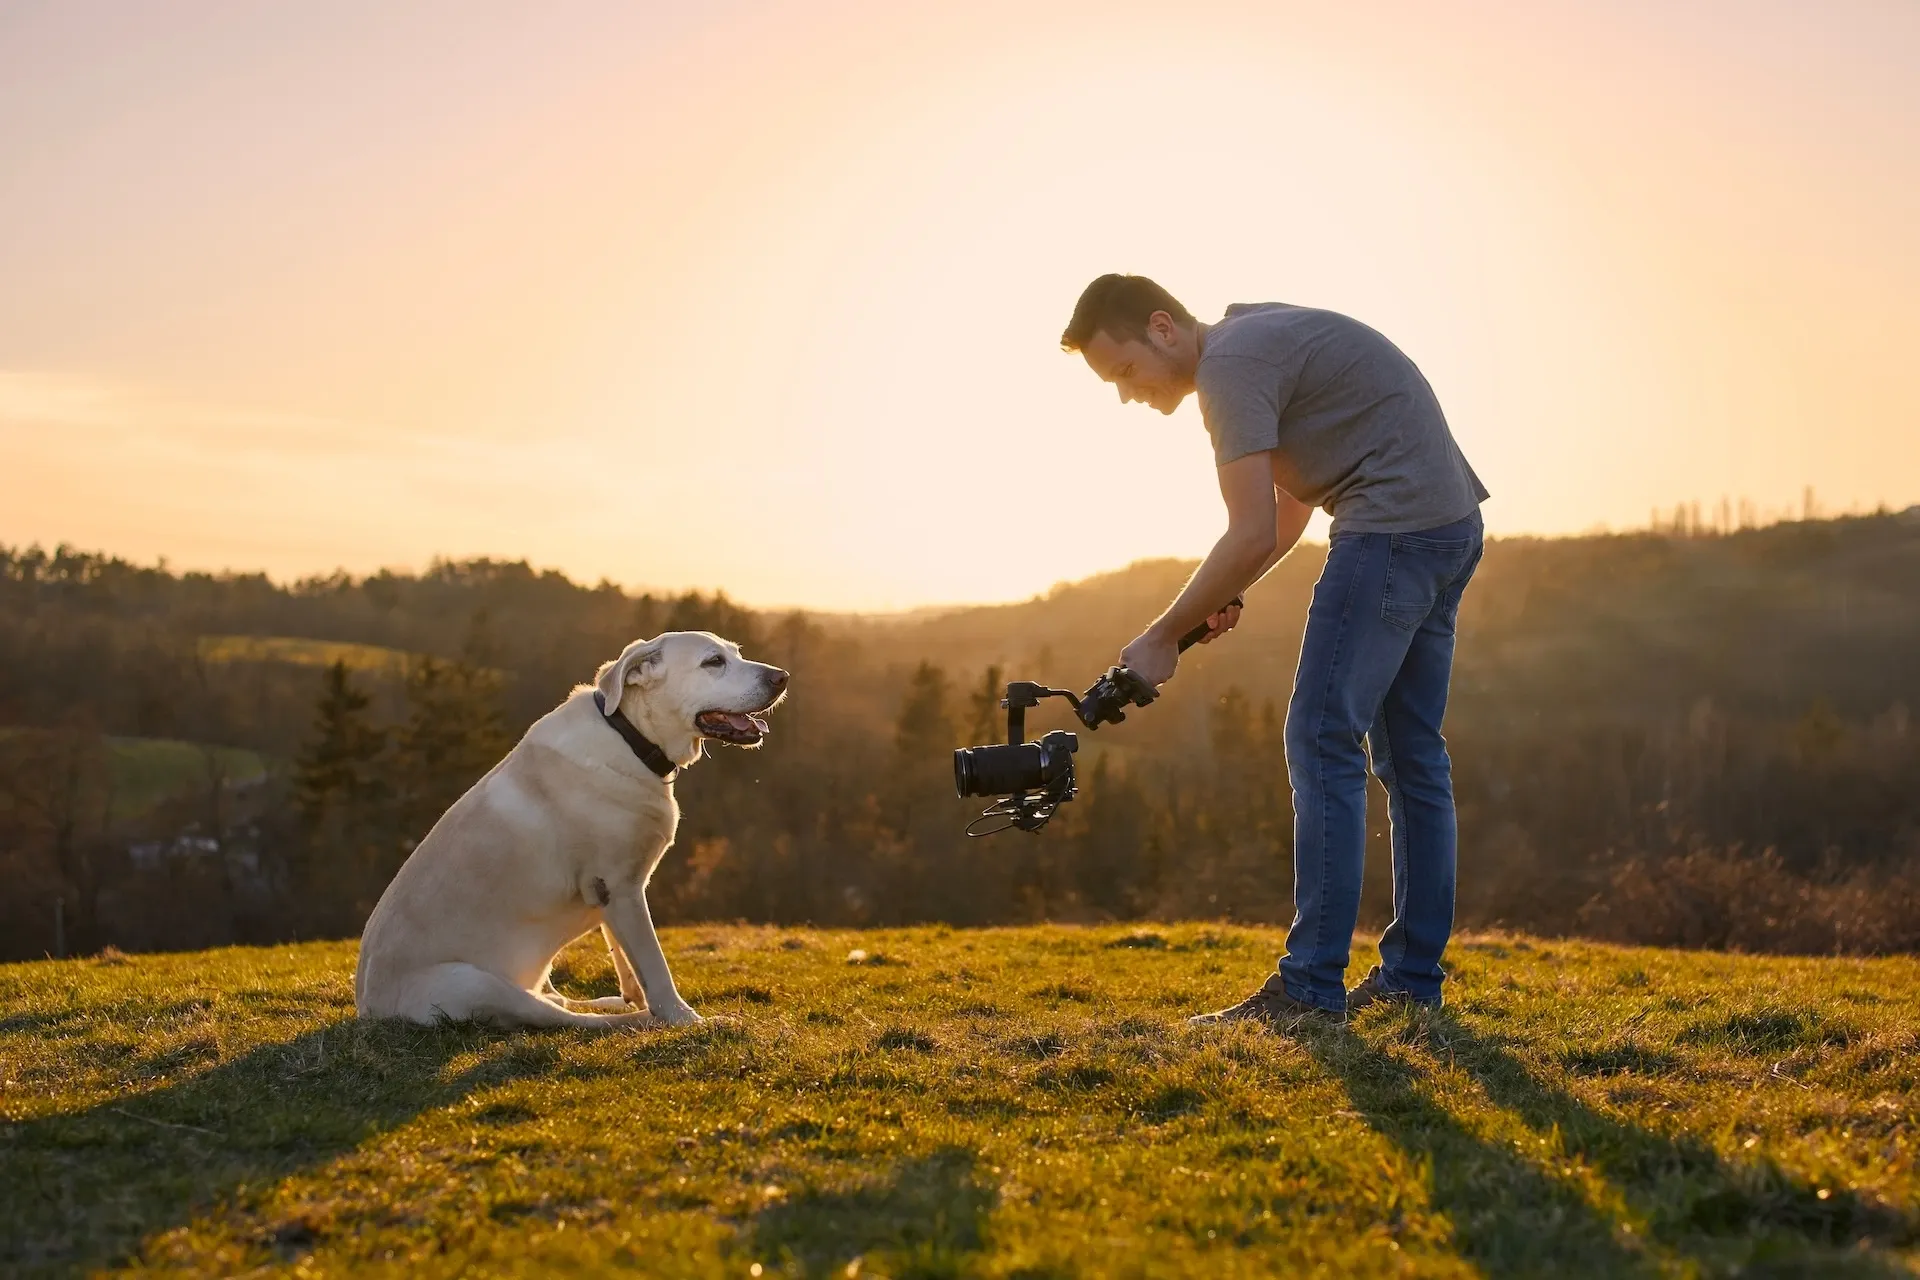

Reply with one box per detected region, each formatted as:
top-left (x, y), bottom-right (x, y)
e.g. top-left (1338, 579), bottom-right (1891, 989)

top-left (953, 735), bottom-right (1078, 798)
top-left (953, 742), bottom-right (1041, 797)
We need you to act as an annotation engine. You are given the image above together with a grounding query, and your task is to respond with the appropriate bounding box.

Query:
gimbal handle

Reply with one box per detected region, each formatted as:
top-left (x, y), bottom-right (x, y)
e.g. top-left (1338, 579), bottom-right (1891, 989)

top-left (999, 597), bottom-right (1247, 737)
top-left (1075, 596), bottom-right (1245, 729)
top-left (1174, 595), bottom-right (1246, 653)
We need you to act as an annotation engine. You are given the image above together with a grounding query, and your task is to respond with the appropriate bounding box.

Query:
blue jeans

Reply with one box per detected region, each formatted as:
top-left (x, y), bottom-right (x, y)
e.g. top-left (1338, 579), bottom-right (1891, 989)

top-left (1270, 510), bottom-right (1483, 1011)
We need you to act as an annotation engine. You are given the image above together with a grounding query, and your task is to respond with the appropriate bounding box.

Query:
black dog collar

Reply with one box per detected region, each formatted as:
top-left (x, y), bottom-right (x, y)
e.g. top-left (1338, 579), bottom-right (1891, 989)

top-left (593, 690), bottom-right (678, 781)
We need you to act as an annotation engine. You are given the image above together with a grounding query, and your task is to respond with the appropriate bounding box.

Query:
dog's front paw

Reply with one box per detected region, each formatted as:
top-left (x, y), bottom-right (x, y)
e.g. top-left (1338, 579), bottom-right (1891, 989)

top-left (657, 1002), bottom-right (704, 1027)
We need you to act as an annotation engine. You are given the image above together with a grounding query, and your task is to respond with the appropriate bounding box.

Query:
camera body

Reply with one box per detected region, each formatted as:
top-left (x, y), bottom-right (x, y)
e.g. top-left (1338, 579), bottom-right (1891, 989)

top-left (952, 727), bottom-right (1078, 801)
top-left (951, 598), bottom-right (1242, 835)
top-left (953, 681), bottom-right (1082, 834)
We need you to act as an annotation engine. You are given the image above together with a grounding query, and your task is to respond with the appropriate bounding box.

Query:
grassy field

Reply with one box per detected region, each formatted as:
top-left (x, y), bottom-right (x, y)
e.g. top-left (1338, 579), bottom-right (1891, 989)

top-left (1, 926), bottom-right (1915, 1278)
top-left (103, 737), bottom-right (269, 823)
top-left (0, 729), bottom-right (268, 823)
top-left (196, 634), bottom-right (413, 673)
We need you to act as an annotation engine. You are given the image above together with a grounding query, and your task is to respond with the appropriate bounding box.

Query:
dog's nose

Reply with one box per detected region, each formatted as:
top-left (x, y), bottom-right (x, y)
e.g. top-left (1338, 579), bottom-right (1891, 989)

top-left (767, 668), bottom-right (790, 693)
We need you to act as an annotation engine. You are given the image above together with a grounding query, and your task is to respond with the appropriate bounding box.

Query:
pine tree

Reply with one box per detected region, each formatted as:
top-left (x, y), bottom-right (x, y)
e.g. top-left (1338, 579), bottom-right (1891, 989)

top-left (891, 660), bottom-right (956, 840)
top-left (394, 653), bottom-right (511, 840)
top-left (1208, 685), bottom-right (1259, 832)
top-left (293, 661), bottom-right (391, 920)
top-left (965, 665), bottom-right (1005, 746)
top-left (295, 661), bottom-right (388, 830)
top-left (895, 661), bottom-right (955, 757)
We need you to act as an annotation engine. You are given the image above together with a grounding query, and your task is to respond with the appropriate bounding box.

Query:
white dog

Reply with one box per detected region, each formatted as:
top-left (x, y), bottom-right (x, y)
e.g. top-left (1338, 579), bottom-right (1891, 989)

top-left (354, 631), bottom-right (787, 1029)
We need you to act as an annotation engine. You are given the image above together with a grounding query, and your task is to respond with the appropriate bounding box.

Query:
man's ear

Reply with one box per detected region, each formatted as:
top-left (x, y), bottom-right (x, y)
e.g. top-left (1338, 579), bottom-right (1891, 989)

top-left (596, 639), bottom-right (665, 710)
top-left (1146, 309), bottom-right (1178, 350)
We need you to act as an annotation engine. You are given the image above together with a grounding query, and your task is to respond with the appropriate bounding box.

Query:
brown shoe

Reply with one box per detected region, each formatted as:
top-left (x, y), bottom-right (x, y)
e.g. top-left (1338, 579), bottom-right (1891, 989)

top-left (1346, 966), bottom-right (1440, 1014)
top-left (1188, 983), bottom-right (1343, 1029)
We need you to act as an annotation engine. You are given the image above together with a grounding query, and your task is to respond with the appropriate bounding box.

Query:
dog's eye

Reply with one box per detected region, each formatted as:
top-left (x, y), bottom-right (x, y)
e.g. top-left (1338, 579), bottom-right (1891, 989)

top-left (701, 654), bottom-right (726, 669)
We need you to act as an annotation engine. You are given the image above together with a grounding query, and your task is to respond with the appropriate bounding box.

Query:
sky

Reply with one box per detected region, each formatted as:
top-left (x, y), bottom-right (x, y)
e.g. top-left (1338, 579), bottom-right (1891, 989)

top-left (2, 0), bottom-right (1916, 611)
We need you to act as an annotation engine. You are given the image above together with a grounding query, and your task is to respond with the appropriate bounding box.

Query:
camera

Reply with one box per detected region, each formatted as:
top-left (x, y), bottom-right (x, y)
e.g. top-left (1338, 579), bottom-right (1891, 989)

top-left (953, 597), bottom-right (1241, 835)
top-left (953, 680), bottom-right (1083, 835)
top-left (953, 728), bottom-right (1078, 800)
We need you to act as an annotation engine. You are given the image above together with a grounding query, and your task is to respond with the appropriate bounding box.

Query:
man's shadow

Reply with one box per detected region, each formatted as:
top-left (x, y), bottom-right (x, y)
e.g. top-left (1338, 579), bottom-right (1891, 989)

top-left (1301, 1013), bottom-right (1916, 1277)
top-left (1298, 1019), bottom-right (1657, 1276)
top-left (746, 1145), bottom-right (1000, 1279)
top-left (0, 1016), bottom-right (597, 1277)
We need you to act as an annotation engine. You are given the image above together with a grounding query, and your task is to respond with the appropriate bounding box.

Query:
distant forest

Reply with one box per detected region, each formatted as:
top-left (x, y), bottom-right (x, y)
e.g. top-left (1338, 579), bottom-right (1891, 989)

top-left (4, 509), bottom-right (1919, 961)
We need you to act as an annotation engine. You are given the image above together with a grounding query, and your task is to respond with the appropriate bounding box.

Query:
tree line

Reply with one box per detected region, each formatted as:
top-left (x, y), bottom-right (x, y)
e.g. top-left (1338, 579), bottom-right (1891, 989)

top-left (2, 510), bottom-right (1918, 959)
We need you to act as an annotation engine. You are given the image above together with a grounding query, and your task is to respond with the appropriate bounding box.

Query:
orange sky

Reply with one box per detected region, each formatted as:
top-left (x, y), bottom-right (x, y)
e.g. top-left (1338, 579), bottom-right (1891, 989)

top-left (2, 0), bottom-right (1916, 610)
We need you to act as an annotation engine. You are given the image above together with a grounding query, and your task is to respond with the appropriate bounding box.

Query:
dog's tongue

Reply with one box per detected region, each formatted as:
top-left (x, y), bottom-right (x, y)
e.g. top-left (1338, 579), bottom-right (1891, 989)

top-left (711, 711), bottom-right (767, 735)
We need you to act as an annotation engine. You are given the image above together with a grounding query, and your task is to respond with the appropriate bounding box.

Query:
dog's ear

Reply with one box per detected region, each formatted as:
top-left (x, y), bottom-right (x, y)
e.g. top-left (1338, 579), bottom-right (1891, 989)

top-left (595, 639), bottom-right (665, 710)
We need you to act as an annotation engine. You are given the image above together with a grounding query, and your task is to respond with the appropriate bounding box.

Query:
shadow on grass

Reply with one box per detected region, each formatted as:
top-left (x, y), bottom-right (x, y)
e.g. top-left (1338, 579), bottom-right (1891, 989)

top-left (1299, 1025), bottom-right (1658, 1277)
top-left (0, 1017), bottom-right (578, 1277)
top-left (747, 1146), bottom-right (997, 1279)
top-left (1310, 1013), bottom-right (1917, 1277)
top-left (1422, 1017), bottom-right (1916, 1266)
top-left (0, 1011), bottom-right (75, 1035)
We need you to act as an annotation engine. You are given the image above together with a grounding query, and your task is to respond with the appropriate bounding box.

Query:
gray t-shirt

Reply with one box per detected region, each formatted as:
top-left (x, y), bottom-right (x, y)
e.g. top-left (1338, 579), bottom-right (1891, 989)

top-left (1195, 303), bottom-right (1488, 534)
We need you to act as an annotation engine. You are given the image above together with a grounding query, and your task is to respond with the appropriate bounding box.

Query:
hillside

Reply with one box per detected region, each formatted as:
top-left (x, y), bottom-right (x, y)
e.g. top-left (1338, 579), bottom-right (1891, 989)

top-left (848, 513), bottom-right (1920, 727)
top-left (2, 927), bottom-right (1916, 1277)
top-left (0, 731), bottom-right (265, 824)
top-left (4, 515), bottom-right (1919, 959)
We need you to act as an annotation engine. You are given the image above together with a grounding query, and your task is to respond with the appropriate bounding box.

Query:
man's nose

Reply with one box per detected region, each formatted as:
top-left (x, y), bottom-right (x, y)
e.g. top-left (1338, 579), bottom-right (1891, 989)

top-left (1116, 385), bottom-right (1133, 404)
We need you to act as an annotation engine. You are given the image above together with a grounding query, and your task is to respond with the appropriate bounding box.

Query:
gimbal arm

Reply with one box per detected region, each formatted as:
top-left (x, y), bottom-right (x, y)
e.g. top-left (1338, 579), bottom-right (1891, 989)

top-left (999, 681), bottom-right (1082, 745)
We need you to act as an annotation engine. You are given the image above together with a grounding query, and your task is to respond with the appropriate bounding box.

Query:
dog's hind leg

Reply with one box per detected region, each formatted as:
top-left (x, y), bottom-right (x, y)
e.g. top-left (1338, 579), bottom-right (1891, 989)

top-left (394, 963), bottom-right (657, 1030)
top-left (549, 994), bottom-right (639, 1013)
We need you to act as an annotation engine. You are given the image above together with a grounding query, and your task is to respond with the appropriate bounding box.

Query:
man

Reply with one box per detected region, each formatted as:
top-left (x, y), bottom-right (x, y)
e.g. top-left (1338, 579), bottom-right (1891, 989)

top-left (1061, 274), bottom-right (1488, 1025)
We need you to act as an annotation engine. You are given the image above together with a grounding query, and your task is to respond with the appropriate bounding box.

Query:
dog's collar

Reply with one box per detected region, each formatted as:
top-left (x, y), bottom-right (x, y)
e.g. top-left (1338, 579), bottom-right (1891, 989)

top-left (593, 690), bottom-right (678, 781)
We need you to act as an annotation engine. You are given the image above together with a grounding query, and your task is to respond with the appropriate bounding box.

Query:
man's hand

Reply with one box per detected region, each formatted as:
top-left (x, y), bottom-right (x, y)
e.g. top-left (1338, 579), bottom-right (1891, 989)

top-left (1194, 601), bottom-right (1242, 644)
top-left (1119, 628), bottom-right (1180, 689)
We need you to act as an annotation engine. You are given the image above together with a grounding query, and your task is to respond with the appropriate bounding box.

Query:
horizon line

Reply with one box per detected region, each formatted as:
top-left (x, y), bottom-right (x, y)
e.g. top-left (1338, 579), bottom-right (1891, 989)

top-left (8, 501), bottom-right (1920, 619)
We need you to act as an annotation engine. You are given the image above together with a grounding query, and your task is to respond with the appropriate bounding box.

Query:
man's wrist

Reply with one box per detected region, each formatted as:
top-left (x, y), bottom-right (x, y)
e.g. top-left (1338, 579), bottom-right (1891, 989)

top-left (1144, 618), bottom-right (1181, 647)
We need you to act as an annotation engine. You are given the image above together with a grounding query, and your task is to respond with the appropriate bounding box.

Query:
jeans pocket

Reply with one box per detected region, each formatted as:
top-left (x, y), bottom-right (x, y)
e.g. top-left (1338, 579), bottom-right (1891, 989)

top-left (1381, 534), bottom-right (1477, 630)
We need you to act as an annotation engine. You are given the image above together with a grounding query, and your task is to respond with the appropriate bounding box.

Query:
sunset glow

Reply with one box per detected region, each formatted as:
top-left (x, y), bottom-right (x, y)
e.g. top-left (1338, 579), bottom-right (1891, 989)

top-left (3, 0), bottom-right (1916, 609)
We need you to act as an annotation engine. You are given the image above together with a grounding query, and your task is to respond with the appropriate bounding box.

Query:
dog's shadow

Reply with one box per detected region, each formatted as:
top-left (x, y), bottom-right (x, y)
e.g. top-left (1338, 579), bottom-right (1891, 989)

top-left (0, 1016), bottom-right (576, 1276)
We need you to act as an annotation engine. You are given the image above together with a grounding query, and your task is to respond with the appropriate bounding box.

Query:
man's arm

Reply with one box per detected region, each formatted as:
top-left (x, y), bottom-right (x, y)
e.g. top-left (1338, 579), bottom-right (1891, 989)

top-left (1192, 481), bottom-right (1313, 643)
top-left (1118, 452), bottom-right (1278, 686)
top-left (1254, 483), bottom-right (1314, 582)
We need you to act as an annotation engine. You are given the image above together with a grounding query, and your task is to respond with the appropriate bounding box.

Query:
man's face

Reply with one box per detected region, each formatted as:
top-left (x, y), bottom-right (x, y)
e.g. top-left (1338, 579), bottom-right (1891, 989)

top-left (1080, 315), bottom-right (1193, 415)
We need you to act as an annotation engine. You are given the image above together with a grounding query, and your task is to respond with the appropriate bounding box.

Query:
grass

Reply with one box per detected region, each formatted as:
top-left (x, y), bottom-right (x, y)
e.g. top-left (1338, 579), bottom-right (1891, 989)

top-left (0, 729), bottom-right (268, 822)
top-left (1, 926), bottom-right (1915, 1278)
top-left (103, 736), bottom-right (269, 823)
top-left (197, 634), bottom-right (413, 673)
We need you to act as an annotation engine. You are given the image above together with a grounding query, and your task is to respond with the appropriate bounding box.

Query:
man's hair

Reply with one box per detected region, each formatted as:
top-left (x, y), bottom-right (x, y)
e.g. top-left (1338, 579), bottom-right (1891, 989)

top-left (1059, 274), bottom-right (1194, 352)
